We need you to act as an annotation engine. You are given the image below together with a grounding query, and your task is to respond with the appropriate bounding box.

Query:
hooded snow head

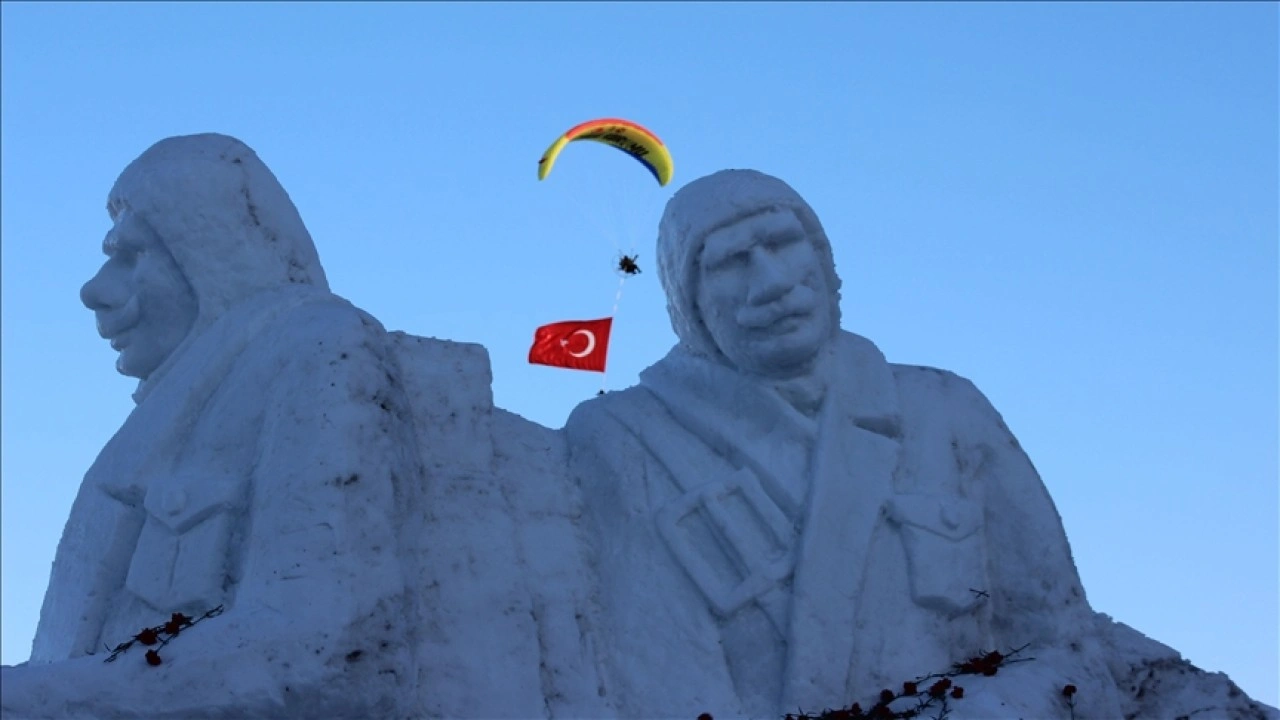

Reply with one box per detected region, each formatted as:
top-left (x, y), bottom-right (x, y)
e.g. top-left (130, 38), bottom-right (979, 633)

top-left (655, 169), bottom-right (843, 361)
top-left (106, 133), bottom-right (329, 337)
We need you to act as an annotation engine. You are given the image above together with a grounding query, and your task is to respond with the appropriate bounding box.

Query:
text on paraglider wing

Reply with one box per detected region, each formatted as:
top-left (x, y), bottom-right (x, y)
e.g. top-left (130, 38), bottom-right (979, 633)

top-left (578, 130), bottom-right (651, 157)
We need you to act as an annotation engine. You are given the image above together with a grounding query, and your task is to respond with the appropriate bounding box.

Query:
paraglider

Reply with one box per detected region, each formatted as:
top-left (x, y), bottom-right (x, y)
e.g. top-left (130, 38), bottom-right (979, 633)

top-left (617, 253), bottom-right (641, 276)
top-left (530, 117), bottom-right (673, 395)
top-left (537, 118), bottom-right (674, 187)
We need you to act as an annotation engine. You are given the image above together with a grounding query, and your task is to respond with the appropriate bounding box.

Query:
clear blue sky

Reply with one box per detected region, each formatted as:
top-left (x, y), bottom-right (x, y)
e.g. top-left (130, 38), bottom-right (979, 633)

top-left (2, 1), bottom-right (1276, 706)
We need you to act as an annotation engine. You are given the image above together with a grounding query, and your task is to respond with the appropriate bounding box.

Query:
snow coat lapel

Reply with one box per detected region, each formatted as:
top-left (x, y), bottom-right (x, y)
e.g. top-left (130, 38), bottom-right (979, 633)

top-left (780, 332), bottom-right (903, 713)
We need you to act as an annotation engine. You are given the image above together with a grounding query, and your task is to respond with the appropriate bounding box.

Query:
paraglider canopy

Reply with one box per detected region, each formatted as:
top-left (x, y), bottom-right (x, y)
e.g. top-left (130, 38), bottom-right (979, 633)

top-left (538, 118), bottom-right (674, 187)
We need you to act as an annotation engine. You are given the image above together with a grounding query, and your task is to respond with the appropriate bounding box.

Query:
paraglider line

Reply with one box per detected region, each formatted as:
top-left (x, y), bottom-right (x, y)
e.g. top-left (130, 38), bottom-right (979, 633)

top-left (610, 274), bottom-right (626, 317)
top-left (600, 275), bottom-right (626, 395)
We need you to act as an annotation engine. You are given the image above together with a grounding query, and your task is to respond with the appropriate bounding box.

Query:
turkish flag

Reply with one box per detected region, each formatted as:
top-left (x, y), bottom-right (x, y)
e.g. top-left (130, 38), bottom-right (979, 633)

top-left (528, 317), bottom-right (613, 373)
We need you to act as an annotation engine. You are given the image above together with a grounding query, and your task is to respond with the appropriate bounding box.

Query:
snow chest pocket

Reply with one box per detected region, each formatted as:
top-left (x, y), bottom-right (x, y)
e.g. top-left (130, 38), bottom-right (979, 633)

top-left (126, 473), bottom-right (249, 612)
top-left (886, 494), bottom-right (987, 618)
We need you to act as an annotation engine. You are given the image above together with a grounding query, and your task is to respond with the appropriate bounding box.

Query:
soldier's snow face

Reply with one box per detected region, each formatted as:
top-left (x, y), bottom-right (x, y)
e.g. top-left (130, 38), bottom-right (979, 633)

top-left (696, 209), bottom-right (833, 378)
top-left (80, 213), bottom-right (197, 380)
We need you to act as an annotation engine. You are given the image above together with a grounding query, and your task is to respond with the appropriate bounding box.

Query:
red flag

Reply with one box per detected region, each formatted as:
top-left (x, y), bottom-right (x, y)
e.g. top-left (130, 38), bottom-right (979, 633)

top-left (528, 317), bottom-right (613, 373)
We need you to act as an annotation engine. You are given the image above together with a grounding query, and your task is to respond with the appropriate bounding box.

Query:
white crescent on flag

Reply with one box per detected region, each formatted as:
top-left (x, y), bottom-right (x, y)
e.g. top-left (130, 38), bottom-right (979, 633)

top-left (567, 329), bottom-right (596, 357)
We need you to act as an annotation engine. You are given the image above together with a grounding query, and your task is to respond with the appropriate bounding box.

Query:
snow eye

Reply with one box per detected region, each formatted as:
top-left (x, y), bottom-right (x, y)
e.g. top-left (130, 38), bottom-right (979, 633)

top-left (767, 231), bottom-right (802, 251)
top-left (716, 251), bottom-right (748, 271)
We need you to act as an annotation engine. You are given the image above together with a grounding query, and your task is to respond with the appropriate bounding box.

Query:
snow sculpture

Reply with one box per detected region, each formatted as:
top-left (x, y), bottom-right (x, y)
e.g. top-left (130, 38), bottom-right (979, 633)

top-left (565, 169), bottom-right (1278, 720)
top-left (3, 139), bottom-right (1271, 719)
top-left (0, 132), bottom-right (609, 720)
top-left (0, 134), bottom-right (423, 717)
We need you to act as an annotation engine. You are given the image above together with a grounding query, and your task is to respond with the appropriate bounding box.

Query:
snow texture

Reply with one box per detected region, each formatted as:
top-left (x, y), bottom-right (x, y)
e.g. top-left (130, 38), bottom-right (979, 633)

top-left (1, 142), bottom-right (1274, 720)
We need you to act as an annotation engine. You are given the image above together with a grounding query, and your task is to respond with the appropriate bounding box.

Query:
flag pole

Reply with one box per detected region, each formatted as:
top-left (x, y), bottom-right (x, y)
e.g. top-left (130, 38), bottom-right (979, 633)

top-left (599, 275), bottom-right (626, 395)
